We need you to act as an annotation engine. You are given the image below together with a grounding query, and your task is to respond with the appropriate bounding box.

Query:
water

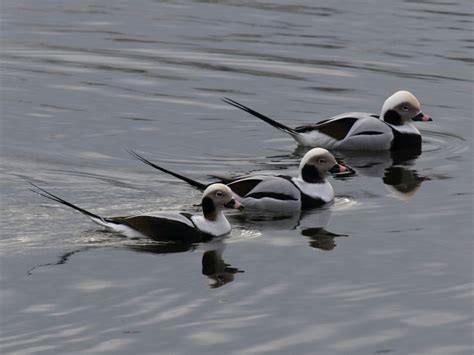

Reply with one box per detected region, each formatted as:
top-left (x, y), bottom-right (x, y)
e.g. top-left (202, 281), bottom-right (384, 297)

top-left (1, 1), bottom-right (473, 354)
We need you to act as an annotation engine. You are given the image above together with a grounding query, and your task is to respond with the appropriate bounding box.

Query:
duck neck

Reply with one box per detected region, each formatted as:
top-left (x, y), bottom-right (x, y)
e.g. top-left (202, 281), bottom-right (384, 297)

top-left (192, 203), bottom-right (230, 237)
top-left (300, 164), bottom-right (325, 184)
top-left (291, 176), bottom-right (334, 206)
top-left (202, 197), bottom-right (223, 221)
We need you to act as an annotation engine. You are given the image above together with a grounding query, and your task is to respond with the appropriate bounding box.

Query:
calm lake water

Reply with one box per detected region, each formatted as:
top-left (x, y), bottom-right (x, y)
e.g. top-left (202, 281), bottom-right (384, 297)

top-left (1, 1), bottom-right (473, 354)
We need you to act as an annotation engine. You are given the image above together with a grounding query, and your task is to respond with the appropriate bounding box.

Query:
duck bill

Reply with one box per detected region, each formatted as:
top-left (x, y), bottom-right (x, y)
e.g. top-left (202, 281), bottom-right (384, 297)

top-left (412, 112), bottom-right (432, 122)
top-left (225, 198), bottom-right (244, 210)
top-left (329, 163), bottom-right (348, 174)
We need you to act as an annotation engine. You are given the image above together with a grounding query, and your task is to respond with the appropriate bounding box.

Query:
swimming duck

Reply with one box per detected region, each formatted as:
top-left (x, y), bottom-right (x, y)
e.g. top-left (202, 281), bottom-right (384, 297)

top-left (130, 147), bottom-right (346, 214)
top-left (30, 182), bottom-right (241, 243)
top-left (223, 90), bottom-right (432, 151)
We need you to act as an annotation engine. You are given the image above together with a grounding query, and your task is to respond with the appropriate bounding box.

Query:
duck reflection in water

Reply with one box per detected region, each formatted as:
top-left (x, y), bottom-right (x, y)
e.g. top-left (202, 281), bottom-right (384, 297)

top-left (128, 239), bottom-right (243, 289)
top-left (382, 166), bottom-right (428, 199)
top-left (230, 206), bottom-right (348, 251)
top-left (297, 207), bottom-right (348, 251)
top-left (27, 238), bottom-right (243, 288)
top-left (201, 246), bottom-right (244, 289)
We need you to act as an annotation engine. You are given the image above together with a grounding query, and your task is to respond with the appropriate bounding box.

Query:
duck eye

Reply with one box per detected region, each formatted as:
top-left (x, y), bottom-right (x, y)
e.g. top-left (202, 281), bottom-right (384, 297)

top-left (402, 106), bottom-right (409, 111)
top-left (318, 158), bottom-right (326, 164)
top-left (216, 191), bottom-right (223, 197)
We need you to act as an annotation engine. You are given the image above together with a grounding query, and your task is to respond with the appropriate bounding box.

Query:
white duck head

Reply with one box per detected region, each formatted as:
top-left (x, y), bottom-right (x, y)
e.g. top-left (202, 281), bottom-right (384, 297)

top-left (380, 91), bottom-right (432, 126)
top-left (298, 148), bottom-right (346, 183)
top-left (201, 183), bottom-right (242, 221)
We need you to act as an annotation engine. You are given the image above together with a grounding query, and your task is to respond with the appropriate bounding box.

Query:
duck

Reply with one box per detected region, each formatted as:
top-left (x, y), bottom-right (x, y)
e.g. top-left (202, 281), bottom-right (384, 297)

top-left (29, 182), bottom-right (242, 243)
top-left (222, 90), bottom-right (432, 151)
top-left (129, 147), bottom-right (346, 215)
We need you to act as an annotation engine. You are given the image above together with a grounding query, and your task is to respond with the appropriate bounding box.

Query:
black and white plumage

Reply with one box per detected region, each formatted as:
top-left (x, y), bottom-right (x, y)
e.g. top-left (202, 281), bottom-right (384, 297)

top-left (223, 91), bottom-right (432, 152)
top-left (30, 182), bottom-right (242, 243)
top-left (130, 148), bottom-right (346, 215)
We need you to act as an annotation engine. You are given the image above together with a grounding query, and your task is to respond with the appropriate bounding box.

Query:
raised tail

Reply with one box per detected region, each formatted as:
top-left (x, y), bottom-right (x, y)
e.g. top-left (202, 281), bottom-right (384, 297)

top-left (222, 97), bottom-right (301, 139)
top-left (29, 182), bottom-right (109, 227)
top-left (128, 150), bottom-right (207, 191)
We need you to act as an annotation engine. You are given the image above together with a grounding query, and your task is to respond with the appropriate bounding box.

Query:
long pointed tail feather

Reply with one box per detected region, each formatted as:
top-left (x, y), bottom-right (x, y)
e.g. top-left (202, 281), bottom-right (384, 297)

top-left (29, 182), bottom-right (107, 225)
top-left (128, 150), bottom-right (207, 191)
top-left (222, 97), bottom-right (299, 137)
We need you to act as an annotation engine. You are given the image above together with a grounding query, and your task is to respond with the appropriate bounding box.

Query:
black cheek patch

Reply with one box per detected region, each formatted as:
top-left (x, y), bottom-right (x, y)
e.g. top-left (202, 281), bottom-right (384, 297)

top-left (301, 164), bottom-right (323, 184)
top-left (202, 196), bottom-right (217, 221)
top-left (383, 110), bottom-right (402, 126)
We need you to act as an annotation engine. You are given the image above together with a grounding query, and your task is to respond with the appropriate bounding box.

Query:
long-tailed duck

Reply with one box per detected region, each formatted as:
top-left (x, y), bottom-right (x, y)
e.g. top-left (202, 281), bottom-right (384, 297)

top-left (223, 91), bottom-right (432, 151)
top-left (30, 182), bottom-right (242, 243)
top-left (130, 148), bottom-right (346, 215)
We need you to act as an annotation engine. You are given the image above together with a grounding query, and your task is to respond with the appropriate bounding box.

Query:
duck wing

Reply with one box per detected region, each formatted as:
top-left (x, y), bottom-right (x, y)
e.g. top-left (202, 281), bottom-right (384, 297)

top-left (295, 113), bottom-right (383, 140)
top-left (294, 113), bottom-right (393, 150)
top-left (109, 212), bottom-right (203, 243)
top-left (228, 176), bottom-right (299, 201)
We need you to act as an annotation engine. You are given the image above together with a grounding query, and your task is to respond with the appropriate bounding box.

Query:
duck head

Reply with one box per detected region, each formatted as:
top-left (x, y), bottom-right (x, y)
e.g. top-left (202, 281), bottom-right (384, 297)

top-left (201, 183), bottom-right (242, 221)
top-left (381, 91), bottom-right (432, 126)
top-left (299, 148), bottom-right (346, 183)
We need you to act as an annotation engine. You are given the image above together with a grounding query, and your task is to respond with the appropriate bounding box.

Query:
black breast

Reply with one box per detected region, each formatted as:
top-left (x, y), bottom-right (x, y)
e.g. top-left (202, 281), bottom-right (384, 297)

top-left (300, 193), bottom-right (326, 209)
top-left (277, 175), bottom-right (326, 209)
top-left (390, 129), bottom-right (422, 152)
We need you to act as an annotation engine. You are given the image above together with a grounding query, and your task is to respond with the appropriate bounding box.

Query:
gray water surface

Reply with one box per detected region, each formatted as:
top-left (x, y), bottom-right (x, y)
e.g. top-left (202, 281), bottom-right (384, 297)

top-left (1, 1), bottom-right (473, 354)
